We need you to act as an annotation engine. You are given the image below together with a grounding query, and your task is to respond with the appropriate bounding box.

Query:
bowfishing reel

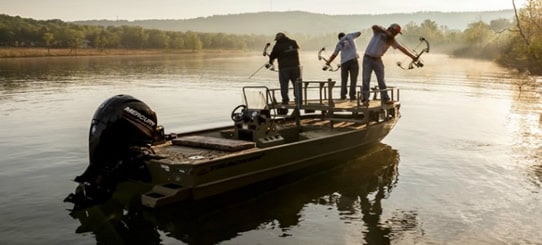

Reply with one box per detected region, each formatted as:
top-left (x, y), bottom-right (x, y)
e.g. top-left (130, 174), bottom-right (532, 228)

top-left (264, 63), bottom-right (276, 71)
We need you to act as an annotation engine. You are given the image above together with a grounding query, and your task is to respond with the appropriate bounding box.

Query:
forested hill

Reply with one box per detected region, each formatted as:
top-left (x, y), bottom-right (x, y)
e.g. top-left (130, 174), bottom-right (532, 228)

top-left (73, 10), bottom-right (515, 35)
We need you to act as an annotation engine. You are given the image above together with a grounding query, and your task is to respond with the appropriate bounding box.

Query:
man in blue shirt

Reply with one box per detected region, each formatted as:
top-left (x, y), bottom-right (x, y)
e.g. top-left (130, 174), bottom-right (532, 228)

top-left (326, 32), bottom-right (361, 101)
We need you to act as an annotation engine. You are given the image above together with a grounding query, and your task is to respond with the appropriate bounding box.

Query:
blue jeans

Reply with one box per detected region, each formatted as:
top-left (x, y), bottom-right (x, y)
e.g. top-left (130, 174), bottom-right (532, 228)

top-left (278, 66), bottom-right (301, 103)
top-left (362, 55), bottom-right (390, 101)
top-left (340, 59), bottom-right (359, 99)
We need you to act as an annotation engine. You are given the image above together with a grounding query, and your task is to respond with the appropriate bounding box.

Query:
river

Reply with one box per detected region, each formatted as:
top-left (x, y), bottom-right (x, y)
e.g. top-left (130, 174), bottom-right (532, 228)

top-left (0, 51), bottom-right (541, 244)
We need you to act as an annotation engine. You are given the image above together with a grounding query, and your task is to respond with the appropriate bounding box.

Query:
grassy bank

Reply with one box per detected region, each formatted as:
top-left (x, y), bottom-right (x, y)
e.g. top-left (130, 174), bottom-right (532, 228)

top-left (0, 47), bottom-right (244, 58)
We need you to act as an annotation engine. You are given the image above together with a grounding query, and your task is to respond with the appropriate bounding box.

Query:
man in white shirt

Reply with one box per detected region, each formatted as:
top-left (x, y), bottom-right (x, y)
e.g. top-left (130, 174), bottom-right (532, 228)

top-left (326, 32), bottom-right (361, 101)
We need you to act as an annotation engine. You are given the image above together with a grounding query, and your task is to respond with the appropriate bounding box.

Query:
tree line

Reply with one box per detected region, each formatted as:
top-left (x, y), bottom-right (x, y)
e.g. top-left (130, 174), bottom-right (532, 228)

top-left (0, 14), bottom-right (271, 51)
top-left (0, 0), bottom-right (541, 75)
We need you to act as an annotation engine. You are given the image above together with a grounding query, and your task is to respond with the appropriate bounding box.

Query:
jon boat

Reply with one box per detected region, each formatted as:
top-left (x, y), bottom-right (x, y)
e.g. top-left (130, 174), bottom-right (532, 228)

top-left (65, 79), bottom-right (401, 209)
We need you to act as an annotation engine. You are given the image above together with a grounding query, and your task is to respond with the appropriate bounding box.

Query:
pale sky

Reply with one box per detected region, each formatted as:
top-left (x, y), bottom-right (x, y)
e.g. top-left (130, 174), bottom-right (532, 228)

top-left (2, 0), bottom-right (527, 21)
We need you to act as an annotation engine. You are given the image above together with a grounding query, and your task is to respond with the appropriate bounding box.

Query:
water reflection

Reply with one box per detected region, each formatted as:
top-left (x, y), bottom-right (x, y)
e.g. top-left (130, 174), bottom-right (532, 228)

top-left (3, 53), bottom-right (538, 243)
top-left (509, 75), bottom-right (542, 189)
top-left (68, 143), bottom-right (406, 244)
top-left (0, 54), bottom-right (249, 96)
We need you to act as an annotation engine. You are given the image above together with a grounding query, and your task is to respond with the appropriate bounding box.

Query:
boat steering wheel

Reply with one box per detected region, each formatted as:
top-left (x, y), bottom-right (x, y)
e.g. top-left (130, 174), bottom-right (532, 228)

top-left (231, 104), bottom-right (247, 122)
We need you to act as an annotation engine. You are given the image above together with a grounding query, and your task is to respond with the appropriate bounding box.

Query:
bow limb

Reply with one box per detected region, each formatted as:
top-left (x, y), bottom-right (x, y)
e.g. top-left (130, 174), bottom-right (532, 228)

top-left (318, 47), bottom-right (329, 62)
top-left (263, 42), bottom-right (271, 56)
top-left (249, 42), bottom-right (277, 79)
top-left (397, 37), bottom-right (430, 70)
top-left (262, 42), bottom-right (277, 71)
top-left (318, 47), bottom-right (340, 72)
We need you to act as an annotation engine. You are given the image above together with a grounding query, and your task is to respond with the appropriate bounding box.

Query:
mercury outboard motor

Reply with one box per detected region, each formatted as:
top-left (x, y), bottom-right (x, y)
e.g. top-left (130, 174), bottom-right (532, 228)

top-left (65, 94), bottom-right (161, 209)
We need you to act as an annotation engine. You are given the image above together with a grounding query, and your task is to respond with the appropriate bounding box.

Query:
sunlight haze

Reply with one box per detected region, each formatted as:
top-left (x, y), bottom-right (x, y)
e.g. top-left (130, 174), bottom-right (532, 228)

top-left (1, 0), bottom-right (528, 21)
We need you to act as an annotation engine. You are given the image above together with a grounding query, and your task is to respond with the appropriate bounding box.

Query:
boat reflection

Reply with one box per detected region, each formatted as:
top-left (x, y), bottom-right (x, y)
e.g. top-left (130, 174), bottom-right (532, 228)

top-left (68, 143), bottom-right (405, 244)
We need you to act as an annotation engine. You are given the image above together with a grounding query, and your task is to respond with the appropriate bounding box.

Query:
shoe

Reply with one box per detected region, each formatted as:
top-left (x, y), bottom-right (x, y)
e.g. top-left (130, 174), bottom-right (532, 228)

top-left (384, 100), bottom-right (395, 105)
top-left (340, 97), bottom-right (346, 100)
top-left (361, 100), bottom-right (369, 106)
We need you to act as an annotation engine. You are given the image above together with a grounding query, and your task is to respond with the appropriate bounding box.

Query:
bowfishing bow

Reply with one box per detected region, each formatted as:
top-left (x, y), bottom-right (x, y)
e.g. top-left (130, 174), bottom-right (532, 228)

top-left (248, 42), bottom-right (276, 78)
top-left (397, 37), bottom-right (430, 70)
top-left (318, 47), bottom-right (340, 72)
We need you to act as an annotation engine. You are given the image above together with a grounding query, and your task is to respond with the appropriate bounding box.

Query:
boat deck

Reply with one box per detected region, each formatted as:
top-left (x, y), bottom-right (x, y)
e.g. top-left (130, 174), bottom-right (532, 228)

top-left (151, 81), bottom-right (401, 165)
top-left (279, 99), bottom-right (395, 113)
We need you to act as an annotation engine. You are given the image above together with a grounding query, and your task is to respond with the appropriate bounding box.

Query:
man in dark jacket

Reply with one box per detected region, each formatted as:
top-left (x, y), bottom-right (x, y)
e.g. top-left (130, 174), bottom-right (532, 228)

top-left (268, 32), bottom-right (301, 104)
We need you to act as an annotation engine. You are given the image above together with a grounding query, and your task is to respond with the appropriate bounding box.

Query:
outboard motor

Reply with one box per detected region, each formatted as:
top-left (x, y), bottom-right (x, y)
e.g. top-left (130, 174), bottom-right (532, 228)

top-left (65, 94), bottom-right (161, 209)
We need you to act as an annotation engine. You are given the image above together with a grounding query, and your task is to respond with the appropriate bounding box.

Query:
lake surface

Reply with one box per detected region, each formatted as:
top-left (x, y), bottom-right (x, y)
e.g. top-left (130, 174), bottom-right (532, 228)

top-left (0, 51), bottom-right (541, 245)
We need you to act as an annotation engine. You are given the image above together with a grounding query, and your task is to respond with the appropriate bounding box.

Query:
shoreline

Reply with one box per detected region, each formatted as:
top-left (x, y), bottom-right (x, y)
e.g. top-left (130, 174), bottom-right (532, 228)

top-left (0, 47), bottom-right (249, 58)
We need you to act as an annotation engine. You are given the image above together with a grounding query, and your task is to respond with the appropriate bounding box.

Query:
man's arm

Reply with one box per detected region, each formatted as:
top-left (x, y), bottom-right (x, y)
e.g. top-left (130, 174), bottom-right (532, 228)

top-left (326, 53), bottom-right (337, 65)
top-left (372, 25), bottom-right (386, 34)
top-left (397, 44), bottom-right (418, 60)
top-left (268, 45), bottom-right (278, 64)
top-left (349, 31), bottom-right (362, 39)
top-left (326, 40), bottom-right (342, 65)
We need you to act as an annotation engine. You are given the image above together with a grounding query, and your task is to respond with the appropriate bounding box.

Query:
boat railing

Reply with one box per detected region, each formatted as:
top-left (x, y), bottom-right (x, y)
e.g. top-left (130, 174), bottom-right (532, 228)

top-left (266, 80), bottom-right (399, 107)
top-left (258, 80), bottom-right (400, 124)
top-left (357, 85), bottom-right (400, 102)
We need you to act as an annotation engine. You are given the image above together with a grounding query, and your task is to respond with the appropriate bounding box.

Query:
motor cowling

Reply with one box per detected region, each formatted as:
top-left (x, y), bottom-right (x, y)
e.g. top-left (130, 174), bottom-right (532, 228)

top-left (66, 95), bottom-right (159, 209)
top-left (88, 94), bottom-right (157, 167)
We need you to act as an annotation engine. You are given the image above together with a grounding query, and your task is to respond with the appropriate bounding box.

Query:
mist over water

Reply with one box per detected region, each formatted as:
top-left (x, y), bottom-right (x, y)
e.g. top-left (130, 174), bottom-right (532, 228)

top-left (0, 52), bottom-right (540, 244)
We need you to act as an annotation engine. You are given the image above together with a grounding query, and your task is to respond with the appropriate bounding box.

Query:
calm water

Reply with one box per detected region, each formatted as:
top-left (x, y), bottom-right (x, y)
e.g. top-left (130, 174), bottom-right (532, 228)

top-left (0, 52), bottom-right (541, 245)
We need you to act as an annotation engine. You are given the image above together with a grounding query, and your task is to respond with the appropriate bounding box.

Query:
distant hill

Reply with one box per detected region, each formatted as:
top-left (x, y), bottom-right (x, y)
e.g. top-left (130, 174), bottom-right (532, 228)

top-left (73, 10), bottom-right (515, 35)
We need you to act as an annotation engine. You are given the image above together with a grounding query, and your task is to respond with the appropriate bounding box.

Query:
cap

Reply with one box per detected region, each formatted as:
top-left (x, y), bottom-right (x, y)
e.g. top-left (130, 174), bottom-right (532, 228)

top-left (274, 32), bottom-right (286, 40)
top-left (388, 23), bottom-right (402, 35)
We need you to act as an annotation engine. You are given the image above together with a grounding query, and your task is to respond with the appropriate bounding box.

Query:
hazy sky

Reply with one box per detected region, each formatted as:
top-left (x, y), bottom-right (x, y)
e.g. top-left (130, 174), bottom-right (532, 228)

top-left (2, 0), bottom-right (527, 21)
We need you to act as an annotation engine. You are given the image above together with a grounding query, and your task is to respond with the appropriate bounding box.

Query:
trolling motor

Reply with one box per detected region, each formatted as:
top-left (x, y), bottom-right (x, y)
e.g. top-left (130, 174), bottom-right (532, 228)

top-left (65, 94), bottom-right (165, 209)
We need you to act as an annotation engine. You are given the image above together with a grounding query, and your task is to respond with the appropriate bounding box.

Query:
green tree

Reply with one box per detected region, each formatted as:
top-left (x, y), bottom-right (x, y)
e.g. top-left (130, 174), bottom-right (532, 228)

top-left (42, 32), bottom-right (54, 54)
top-left (0, 24), bottom-right (15, 46)
top-left (146, 29), bottom-right (169, 48)
top-left (463, 21), bottom-right (494, 49)
top-left (120, 26), bottom-right (147, 48)
top-left (489, 18), bottom-right (513, 32)
top-left (168, 32), bottom-right (185, 49)
top-left (500, 0), bottom-right (542, 74)
top-left (67, 29), bottom-right (85, 54)
top-left (185, 31), bottom-right (202, 52)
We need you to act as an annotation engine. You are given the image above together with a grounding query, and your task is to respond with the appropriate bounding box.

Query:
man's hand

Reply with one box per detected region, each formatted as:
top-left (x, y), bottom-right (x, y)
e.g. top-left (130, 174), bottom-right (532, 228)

top-left (265, 63), bottom-right (275, 71)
